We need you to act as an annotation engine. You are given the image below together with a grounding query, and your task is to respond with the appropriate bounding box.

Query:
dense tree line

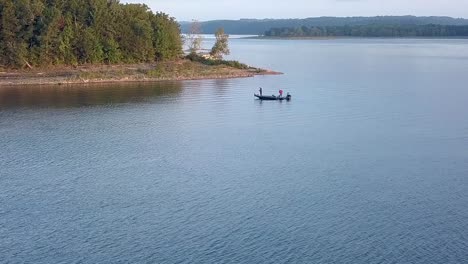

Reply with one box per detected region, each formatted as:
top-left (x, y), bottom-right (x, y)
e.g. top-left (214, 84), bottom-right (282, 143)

top-left (0, 0), bottom-right (183, 68)
top-left (265, 24), bottom-right (468, 38)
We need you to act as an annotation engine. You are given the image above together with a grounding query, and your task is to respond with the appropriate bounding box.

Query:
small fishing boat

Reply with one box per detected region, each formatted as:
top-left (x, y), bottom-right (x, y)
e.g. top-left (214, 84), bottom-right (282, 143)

top-left (254, 94), bottom-right (291, 101)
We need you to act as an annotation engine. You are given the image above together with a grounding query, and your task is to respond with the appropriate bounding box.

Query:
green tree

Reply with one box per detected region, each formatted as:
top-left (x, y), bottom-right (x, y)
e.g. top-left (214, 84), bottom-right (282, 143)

top-left (116, 4), bottom-right (154, 62)
top-left (39, 6), bottom-right (63, 65)
top-left (210, 28), bottom-right (230, 60)
top-left (151, 12), bottom-right (183, 60)
top-left (75, 27), bottom-right (103, 63)
top-left (102, 37), bottom-right (122, 64)
top-left (0, 0), bottom-right (27, 67)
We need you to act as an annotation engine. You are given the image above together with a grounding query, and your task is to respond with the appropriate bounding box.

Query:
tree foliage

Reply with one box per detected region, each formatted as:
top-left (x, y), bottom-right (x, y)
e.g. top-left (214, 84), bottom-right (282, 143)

top-left (210, 28), bottom-right (230, 60)
top-left (265, 24), bottom-right (468, 38)
top-left (0, 0), bottom-right (183, 68)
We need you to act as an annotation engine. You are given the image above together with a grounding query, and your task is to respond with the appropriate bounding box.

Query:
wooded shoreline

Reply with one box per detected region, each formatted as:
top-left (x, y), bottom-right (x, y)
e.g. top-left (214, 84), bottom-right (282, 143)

top-left (0, 60), bottom-right (282, 86)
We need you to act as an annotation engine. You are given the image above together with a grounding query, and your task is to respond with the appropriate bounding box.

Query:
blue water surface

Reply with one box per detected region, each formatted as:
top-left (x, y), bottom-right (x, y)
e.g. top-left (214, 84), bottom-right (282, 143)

top-left (1, 38), bottom-right (468, 263)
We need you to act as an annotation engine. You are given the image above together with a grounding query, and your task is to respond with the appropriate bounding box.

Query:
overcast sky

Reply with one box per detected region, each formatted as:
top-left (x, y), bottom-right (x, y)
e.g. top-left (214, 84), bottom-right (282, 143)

top-left (122, 0), bottom-right (468, 21)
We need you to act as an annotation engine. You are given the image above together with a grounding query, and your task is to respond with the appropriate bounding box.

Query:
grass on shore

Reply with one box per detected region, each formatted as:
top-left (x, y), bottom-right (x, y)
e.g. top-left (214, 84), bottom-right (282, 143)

top-left (77, 59), bottom-right (269, 81)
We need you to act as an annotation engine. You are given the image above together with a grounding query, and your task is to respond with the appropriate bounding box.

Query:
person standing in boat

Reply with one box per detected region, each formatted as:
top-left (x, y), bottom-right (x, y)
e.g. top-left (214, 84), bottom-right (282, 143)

top-left (259, 87), bottom-right (263, 96)
top-left (279, 89), bottom-right (283, 98)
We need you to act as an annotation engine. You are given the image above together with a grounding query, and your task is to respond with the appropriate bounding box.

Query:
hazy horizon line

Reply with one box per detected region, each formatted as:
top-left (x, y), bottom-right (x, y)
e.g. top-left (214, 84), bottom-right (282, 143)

top-left (177, 15), bottom-right (468, 23)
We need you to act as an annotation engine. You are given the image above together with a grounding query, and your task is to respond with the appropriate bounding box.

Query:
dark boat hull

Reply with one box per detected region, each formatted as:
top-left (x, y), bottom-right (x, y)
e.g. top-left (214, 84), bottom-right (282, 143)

top-left (254, 94), bottom-right (291, 101)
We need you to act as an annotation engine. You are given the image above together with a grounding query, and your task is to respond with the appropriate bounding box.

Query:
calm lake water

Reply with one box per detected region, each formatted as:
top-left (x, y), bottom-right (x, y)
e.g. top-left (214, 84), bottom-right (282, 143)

top-left (1, 39), bottom-right (468, 263)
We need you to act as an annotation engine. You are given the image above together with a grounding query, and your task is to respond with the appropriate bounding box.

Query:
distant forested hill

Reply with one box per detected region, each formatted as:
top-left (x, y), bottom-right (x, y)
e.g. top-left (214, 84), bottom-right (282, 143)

top-left (0, 0), bottom-right (182, 68)
top-left (265, 24), bottom-right (468, 38)
top-left (180, 16), bottom-right (468, 35)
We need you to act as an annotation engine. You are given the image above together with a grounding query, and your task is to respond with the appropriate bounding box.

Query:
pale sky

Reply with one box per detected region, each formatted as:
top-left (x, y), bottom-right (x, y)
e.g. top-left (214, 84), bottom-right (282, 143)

top-left (123, 0), bottom-right (468, 21)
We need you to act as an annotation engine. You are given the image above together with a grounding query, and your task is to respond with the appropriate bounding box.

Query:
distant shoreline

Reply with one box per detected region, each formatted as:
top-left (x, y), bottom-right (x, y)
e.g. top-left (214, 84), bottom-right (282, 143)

top-left (0, 60), bottom-right (282, 86)
top-left (243, 36), bottom-right (468, 40)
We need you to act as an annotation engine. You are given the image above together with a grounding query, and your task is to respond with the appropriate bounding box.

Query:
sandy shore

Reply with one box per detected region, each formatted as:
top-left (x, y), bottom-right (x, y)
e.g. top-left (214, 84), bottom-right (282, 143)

top-left (0, 60), bottom-right (282, 86)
